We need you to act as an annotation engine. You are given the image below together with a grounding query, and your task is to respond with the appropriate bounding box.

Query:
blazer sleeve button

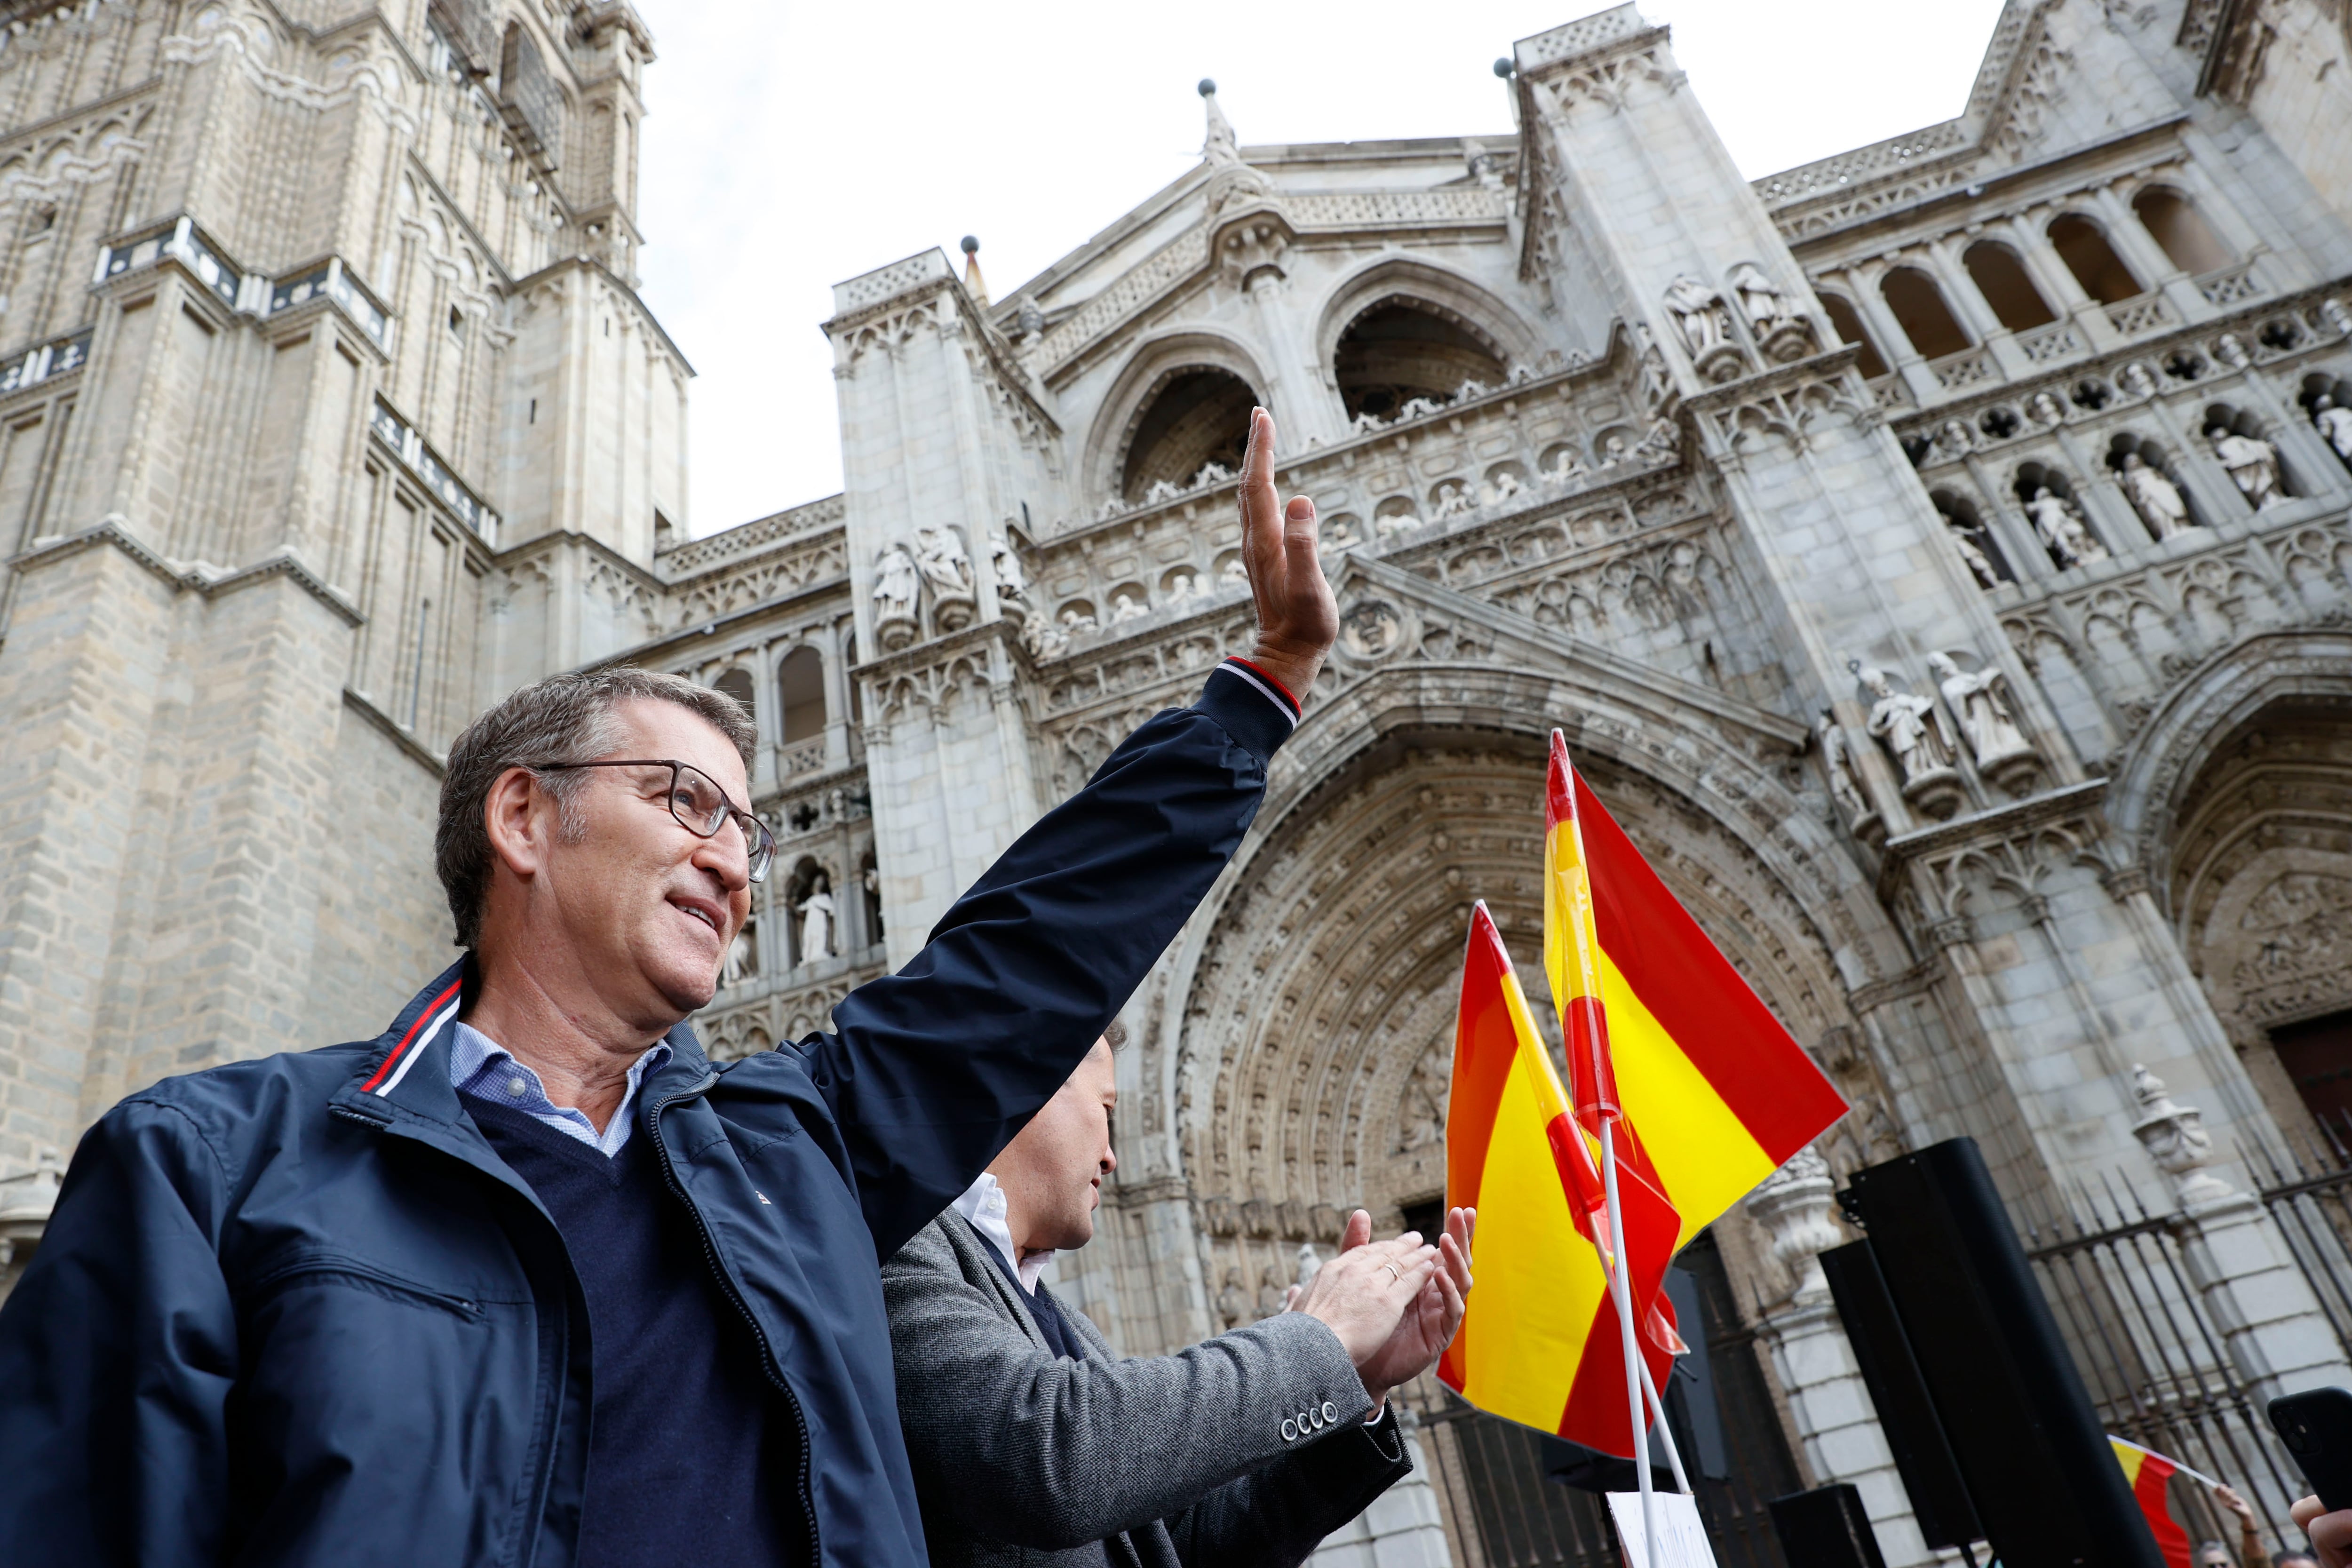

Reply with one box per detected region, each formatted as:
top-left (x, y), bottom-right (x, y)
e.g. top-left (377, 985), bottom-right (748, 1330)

top-left (1322, 1400), bottom-right (1337, 1424)
top-left (1280, 1417), bottom-right (1297, 1442)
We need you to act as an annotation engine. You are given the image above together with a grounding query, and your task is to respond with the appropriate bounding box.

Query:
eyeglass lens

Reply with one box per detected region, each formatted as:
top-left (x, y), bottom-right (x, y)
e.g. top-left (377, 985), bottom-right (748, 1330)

top-left (666, 763), bottom-right (773, 881)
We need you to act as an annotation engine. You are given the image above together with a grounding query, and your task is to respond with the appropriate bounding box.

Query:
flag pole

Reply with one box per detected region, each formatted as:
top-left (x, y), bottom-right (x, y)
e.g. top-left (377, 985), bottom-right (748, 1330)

top-left (1599, 1117), bottom-right (1657, 1563)
top-left (1584, 1229), bottom-right (1693, 1496)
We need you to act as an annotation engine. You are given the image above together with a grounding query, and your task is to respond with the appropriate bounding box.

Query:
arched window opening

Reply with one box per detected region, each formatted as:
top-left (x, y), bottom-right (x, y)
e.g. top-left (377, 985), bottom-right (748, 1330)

top-left (843, 634), bottom-right (863, 724)
top-left (1962, 242), bottom-right (2057, 332)
top-left (1881, 268), bottom-right (1972, 359)
top-left (1120, 368), bottom-right (1258, 501)
top-left (2132, 188), bottom-right (2232, 276)
top-left (1334, 301), bottom-right (1508, 422)
top-left (858, 847), bottom-right (883, 944)
top-left (779, 645), bottom-right (826, 743)
top-left (1820, 294), bottom-right (1887, 378)
top-left (713, 667), bottom-right (755, 724)
top-left (2048, 215), bottom-right (2141, 304)
top-left (2299, 373), bottom-right (2352, 470)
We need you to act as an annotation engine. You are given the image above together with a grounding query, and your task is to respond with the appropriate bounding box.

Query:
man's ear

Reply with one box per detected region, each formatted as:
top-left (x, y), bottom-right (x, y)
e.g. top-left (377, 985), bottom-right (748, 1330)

top-left (483, 766), bottom-right (550, 881)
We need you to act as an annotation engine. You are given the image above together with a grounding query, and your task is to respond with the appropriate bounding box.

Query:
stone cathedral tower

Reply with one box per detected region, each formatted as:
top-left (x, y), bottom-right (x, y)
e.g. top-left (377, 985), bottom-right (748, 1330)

top-left (7, 1), bottom-right (2352, 1561)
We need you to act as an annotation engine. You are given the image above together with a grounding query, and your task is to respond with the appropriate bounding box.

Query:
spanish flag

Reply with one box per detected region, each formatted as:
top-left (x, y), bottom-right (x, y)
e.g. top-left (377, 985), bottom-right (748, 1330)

top-left (2110, 1437), bottom-right (2195, 1568)
top-left (1439, 734), bottom-right (1848, 1454)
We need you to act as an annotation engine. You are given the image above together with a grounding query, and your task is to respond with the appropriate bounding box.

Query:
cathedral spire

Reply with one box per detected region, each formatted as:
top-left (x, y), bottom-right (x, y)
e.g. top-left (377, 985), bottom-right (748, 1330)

top-left (1199, 78), bottom-right (1240, 166)
top-left (959, 234), bottom-right (989, 306)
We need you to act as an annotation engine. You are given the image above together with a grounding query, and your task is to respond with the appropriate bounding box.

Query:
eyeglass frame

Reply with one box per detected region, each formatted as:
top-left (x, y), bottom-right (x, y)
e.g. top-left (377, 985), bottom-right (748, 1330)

top-left (516, 757), bottom-right (775, 883)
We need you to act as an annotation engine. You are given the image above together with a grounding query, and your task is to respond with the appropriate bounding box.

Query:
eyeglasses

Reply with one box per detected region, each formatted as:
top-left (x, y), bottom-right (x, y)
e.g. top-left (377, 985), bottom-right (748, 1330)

top-left (523, 758), bottom-right (775, 883)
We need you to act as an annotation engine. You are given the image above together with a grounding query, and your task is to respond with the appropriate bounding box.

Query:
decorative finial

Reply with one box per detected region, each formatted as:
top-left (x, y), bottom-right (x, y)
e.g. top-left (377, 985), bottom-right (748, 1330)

top-left (1493, 57), bottom-right (1515, 79)
top-left (959, 236), bottom-right (988, 306)
top-left (1198, 77), bottom-right (1216, 96)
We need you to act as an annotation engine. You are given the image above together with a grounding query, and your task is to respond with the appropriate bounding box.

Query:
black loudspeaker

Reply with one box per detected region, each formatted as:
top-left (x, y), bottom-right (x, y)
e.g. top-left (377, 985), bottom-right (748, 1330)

top-left (1841, 1138), bottom-right (2163, 1568)
top-left (1769, 1484), bottom-right (1886, 1568)
top-left (1819, 1239), bottom-right (1980, 1548)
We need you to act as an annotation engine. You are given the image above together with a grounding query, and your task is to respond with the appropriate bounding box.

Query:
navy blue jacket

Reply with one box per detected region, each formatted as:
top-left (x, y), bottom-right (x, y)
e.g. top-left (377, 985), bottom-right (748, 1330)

top-left (0, 665), bottom-right (1295, 1568)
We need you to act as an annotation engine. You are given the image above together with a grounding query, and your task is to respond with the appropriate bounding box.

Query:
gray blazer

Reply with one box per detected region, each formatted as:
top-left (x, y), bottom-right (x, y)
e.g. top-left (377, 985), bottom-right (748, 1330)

top-left (882, 1212), bottom-right (1414, 1568)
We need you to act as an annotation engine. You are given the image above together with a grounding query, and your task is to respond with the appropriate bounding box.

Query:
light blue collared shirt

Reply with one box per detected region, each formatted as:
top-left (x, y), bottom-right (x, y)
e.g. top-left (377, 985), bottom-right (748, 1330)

top-left (449, 1020), bottom-right (672, 1158)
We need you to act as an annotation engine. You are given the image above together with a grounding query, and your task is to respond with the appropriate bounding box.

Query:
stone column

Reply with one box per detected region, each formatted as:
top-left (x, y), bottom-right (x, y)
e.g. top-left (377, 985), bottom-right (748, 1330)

top-left (1748, 1148), bottom-right (1938, 1568)
top-left (2129, 1067), bottom-right (2352, 1400)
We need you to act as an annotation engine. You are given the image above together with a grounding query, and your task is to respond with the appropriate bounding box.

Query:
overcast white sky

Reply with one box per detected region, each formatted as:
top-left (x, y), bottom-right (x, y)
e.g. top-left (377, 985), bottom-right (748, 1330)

top-left (631, 0), bottom-right (2009, 536)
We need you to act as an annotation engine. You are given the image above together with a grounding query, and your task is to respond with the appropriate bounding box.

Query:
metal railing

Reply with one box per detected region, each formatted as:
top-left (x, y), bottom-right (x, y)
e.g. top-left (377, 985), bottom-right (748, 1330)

top-left (2248, 1115), bottom-right (2352, 1367)
top-left (2016, 1179), bottom-right (2305, 1551)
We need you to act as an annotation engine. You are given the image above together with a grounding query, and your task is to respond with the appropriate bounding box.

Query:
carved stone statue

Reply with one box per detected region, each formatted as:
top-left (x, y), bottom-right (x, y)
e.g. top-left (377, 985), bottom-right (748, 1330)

top-left (914, 525), bottom-right (973, 595)
top-left (1108, 591), bottom-right (1147, 624)
top-left (1256, 1265), bottom-right (1287, 1320)
top-left (1940, 512), bottom-right (2000, 589)
top-left (1936, 419), bottom-right (1974, 457)
top-left (797, 873), bottom-right (836, 963)
top-left (2118, 361), bottom-right (2159, 398)
top-left (1663, 273), bottom-right (1731, 358)
top-left (1374, 509), bottom-right (1419, 542)
top-left (1727, 261), bottom-right (1791, 338)
top-left (873, 545), bottom-right (919, 622)
top-left (1744, 1145), bottom-right (1843, 1302)
top-left (1221, 555), bottom-right (1250, 586)
top-left (2209, 425), bottom-right (2287, 509)
top-left (1816, 712), bottom-right (1870, 825)
top-left (1430, 480), bottom-right (1472, 519)
top-left (2027, 390), bottom-right (2066, 426)
top-left (2026, 487), bottom-right (2108, 567)
top-left (1164, 570), bottom-right (1201, 606)
top-left (721, 919), bottom-right (757, 988)
top-left (1860, 666), bottom-right (1957, 784)
top-left (1399, 1044), bottom-right (1451, 1150)
top-left (1595, 434), bottom-right (1630, 469)
top-left (2312, 394), bottom-right (2352, 462)
top-left (1927, 651), bottom-right (2031, 766)
top-left (2129, 1064), bottom-right (2232, 1206)
top-left (1022, 615), bottom-right (1068, 658)
top-left (1059, 605), bottom-right (1098, 634)
top-left (987, 529), bottom-right (1027, 602)
top-left (1216, 1266), bottom-right (1249, 1329)
top-left (2117, 453), bottom-right (2194, 538)
top-left (1543, 449), bottom-right (1590, 486)
top-left (2214, 332), bottom-right (2250, 369)
top-left (1294, 1242), bottom-right (1323, 1289)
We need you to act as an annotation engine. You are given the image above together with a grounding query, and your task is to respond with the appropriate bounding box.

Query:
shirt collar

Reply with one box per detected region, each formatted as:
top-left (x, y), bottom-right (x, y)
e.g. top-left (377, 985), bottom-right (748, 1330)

top-left (953, 1171), bottom-right (1054, 1293)
top-left (449, 1019), bottom-right (672, 1159)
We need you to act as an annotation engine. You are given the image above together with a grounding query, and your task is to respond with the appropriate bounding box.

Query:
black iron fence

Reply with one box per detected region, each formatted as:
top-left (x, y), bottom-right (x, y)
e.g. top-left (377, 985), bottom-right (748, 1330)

top-left (2014, 1178), bottom-right (2308, 1552)
top-left (2246, 1113), bottom-right (2352, 1355)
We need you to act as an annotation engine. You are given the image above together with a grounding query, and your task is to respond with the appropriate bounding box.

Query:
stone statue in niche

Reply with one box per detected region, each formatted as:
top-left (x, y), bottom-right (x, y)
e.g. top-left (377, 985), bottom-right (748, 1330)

top-left (1021, 616), bottom-right (1068, 658)
top-left (1256, 1266), bottom-right (1288, 1320)
top-left (1059, 604), bottom-right (1098, 634)
top-left (1816, 711), bottom-right (1871, 826)
top-left (1936, 419), bottom-right (1974, 457)
top-left (1943, 513), bottom-right (2001, 589)
top-left (872, 545), bottom-right (919, 645)
top-left (1927, 651), bottom-right (2032, 767)
top-left (1727, 261), bottom-right (1792, 339)
top-left (1398, 1043), bottom-right (1451, 1150)
top-left (2026, 487), bottom-right (2108, 567)
top-left (1164, 570), bottom-right (1202, 607)
top-left (1294, 1243), bottom-right (1323, 1289)
top-left (1109, 591), bottom-right (1147, 624)
top-left (1430, 480), bottom-right (1473, 519)
top-left (1463, 137), bottom-right (1504, 191)
top-left (986, 529), bottom-right (1027, 605)
top-left (797, 873), bottom-right (837, 963)
top-left (1216, 1267), bottom-right (1248, 1329)
top-left (1542, 449), bottom-right (1590, 486)
top-left (1860, 666), bottom-right (1958, 785)
top-left (2118, 453), bottom-right (2194, 538)
top-left (914, 525), bottom-right (973, 595)
top-left (2312, 394), bottom-right (2352, 462)
top-left (1663, 273), bottom-right (1732, 358)
top-left (721, 918), bottom-right (758, 989)
top-left (1221, 555), bottom-right (1250, 586)
top-left (1595, 433), bottom-right (1631, 469)
top-left (1375, 509), bottom-right (1419, 542)
top-left (2209, 424), bottom-right (2288, 509)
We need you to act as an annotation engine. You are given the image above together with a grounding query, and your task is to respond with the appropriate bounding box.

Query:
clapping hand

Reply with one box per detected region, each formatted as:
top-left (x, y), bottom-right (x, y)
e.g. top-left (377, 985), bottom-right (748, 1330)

top-left (1287, 1207), bottom-right (1475, 1417)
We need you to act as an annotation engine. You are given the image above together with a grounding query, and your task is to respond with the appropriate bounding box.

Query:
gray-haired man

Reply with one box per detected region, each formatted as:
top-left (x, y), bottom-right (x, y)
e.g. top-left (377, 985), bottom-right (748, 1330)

top-left (885, 1030), bottom-right (1476, 1568)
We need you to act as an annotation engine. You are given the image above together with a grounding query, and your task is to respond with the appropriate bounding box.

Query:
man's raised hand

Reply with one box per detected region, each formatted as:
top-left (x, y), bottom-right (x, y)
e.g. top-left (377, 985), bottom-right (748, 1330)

top-left (1236, 407), bottom-right (1338, 705)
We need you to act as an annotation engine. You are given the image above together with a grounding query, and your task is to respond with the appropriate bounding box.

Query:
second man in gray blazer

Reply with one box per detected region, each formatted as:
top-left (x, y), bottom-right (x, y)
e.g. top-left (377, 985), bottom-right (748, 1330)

top-left (882, 1025), bottom-right (1476, 1568)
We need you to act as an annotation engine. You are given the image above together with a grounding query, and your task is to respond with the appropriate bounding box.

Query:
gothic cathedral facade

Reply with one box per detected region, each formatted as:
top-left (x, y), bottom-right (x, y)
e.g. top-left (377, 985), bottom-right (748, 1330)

top-left (3, 0), bottom-right (2352, 1559)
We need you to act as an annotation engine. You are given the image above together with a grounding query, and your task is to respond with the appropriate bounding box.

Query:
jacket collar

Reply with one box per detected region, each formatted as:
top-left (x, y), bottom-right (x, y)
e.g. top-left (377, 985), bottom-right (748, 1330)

top-left (334, 955), bottom-right (715, 1129)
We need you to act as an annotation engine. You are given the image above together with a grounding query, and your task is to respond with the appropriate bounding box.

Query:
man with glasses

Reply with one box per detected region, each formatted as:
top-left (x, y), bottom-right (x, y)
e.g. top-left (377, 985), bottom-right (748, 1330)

top-left (0, 412), bottom-right (1337, 1568)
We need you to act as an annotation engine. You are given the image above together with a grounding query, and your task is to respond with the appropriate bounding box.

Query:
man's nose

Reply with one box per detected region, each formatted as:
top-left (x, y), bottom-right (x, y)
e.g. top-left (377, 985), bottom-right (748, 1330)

top-left (694, 825), bottom-right (752, 891)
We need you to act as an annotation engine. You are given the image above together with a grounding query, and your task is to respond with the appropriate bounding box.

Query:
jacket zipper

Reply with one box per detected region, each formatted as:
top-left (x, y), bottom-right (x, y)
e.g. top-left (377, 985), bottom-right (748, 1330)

top-left (246, 1255), bottom-right (486, 1321)
top-left (648, 1079), bottom-right (822, 1568)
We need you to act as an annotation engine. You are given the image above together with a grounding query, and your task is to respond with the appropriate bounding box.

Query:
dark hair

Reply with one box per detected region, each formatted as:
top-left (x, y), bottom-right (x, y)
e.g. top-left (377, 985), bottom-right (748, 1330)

top-left (436, 668), bottom-right (755, 947)
top-left (1103, 1020), bottom-right (1130, 1053)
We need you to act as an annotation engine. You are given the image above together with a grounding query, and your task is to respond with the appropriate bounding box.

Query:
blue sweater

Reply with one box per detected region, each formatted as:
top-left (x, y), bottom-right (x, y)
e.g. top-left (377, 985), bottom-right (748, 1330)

top-left (463, 1094), bottom-right (802, 1567)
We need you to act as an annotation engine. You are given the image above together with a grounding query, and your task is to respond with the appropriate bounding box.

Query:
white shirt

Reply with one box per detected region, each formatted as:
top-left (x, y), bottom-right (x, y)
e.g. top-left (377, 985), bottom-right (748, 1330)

top-left (953, 1172), bottom-right (1054, 1293)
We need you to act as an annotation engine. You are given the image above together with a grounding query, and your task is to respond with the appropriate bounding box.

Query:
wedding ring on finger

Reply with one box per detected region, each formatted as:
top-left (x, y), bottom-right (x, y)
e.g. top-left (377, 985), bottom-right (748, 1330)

top-left (1383, 1262), bottom-right (1402, 1283)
